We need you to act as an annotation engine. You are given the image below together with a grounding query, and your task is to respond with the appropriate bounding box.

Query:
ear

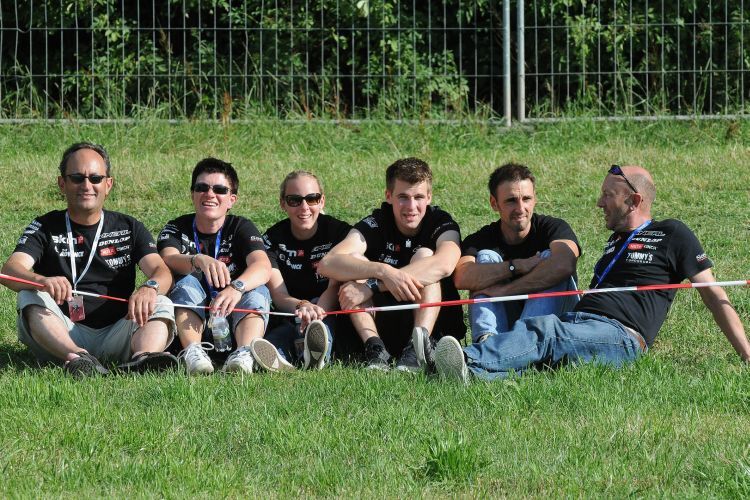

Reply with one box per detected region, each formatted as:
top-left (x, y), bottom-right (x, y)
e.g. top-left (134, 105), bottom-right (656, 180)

top-left (385, 189), bottom-right (393, 204)
top-left (319, 193), bottom-right (326, 211)
top-left (104, 176), bottom-right (114, 196)
top-left (629, 192), bottom-right (643, 211)
top-left (489, 194), bottom-right (499, 212)
top-left (57, 176), bottom-right (65, 192)
top-left (226, 193), bottom-right (238, 209)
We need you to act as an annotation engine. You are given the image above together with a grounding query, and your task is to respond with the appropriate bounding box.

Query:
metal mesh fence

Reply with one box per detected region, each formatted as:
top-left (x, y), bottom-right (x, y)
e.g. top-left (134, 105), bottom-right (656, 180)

top-left (519, 0), bottom-right (749, 120)
top-left (0, 0), bottom-right (747, 122)
top-left (0, 0), bottom-right (504, 122)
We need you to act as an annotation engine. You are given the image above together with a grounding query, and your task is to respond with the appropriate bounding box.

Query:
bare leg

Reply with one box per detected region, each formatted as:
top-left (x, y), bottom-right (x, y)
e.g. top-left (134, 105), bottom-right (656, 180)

top-left (234, 314), bottom-right (265, 347)
top-left (175, 309), bottom-right (204, 347)
top-left (131, 318), bottom-right (171, 355)
top-left (24, 305), bottom-right (82, 362)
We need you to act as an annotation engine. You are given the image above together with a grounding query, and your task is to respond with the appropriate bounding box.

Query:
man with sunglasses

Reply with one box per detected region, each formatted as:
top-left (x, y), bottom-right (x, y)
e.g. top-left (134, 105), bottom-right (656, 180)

top-left (318, 157), bottom-right (464, 371)
top-left (1, 142), bottom-right (178, 377)
top-left (158, 157), bottom-right (272, 375)
top-left (451, 163), bottom-right (581, 345)
top-left (428, 165), bottom-right (750, 382)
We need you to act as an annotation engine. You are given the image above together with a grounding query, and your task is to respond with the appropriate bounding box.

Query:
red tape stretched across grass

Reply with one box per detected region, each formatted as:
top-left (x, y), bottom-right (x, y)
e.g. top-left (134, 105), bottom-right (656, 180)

top-left (1, 272), bottom-right (748, 317)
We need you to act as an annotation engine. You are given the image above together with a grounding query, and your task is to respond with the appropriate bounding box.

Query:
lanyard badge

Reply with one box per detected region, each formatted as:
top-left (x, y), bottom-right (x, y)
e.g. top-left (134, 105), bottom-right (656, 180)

top-left (65, 211), bottom-right (105, 322)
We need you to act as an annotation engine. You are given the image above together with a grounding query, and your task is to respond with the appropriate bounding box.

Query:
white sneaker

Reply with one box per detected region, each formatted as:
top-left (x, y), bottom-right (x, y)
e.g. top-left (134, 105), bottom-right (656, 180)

top-left (178, 342), bottom-right (214, 375)
top-left (250, 338), bottom-right (295, 372)
top-left (303, 320), bottom-right (330, 370)
top-left (222, 346), bottom-right (255, 374)
top-left (435, 336), bottom-right (469, 384)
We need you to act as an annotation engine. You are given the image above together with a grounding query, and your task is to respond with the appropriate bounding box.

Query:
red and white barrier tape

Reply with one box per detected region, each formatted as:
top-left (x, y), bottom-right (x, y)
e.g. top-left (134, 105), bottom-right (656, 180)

top-left (1, 272), bottom-right (748, 317)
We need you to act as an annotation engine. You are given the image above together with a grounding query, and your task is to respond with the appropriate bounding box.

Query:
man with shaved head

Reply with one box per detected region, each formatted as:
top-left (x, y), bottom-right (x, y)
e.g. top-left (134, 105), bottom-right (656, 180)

top-left (428, 165), bottom-right (750, 382)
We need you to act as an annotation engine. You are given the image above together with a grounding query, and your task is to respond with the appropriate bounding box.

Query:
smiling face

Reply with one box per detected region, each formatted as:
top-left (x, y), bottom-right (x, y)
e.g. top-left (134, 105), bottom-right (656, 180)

top-left (280, 175), bottom-right (325, 238)
top-left (597, 174), bottom-right (634, 232)
top-left (385, 179), bottom-right (432, 236)
top-left (491, 179), bottom-right (536, 242)
top-left (191, 172), bottom-right (236, 224)
top-left (57, 148), bottom-right (113, 220)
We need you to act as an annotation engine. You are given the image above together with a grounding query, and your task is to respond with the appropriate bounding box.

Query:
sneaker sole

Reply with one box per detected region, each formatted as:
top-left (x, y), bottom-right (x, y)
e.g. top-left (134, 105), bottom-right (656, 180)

top-left (251, 339), bottom-right (295, 372)
top-left (187, 362), bottom-right (214, 375)
top-left (303, 321), bottom-right (329, 370)
top-left (412, 326), bottom-right (432, 372)
top-left (435, 337), bottom-right (469, 383)
top-left (395, 363), bottom-right (420, 373)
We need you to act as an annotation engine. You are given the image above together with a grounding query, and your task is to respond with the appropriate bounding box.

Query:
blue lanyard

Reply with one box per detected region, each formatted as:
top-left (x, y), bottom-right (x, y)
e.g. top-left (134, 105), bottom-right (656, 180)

top-left (593, 219), bottom-right (652, 289)
top-left (192, 218), bottom-right (223, 298)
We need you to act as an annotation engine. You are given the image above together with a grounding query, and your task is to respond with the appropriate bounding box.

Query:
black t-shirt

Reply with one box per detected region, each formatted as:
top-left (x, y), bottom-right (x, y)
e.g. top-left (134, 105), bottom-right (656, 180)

top-left (13, 209), bottom-right (158, 328)
top-left (157, 214), bottom-right (265, 282)
top-left (461, 213), bottom-right (581, 283)
top-left (354, 203), bottom-right (461, 268)
top-left (576, 219), bottom-right (713, 346)
top-left (263, 214), bottom-right (351, 300)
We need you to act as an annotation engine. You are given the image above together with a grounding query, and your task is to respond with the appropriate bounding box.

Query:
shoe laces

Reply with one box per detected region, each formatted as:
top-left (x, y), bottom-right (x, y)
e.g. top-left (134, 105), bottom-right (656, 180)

top-left (227, 345), bottom-right (254, 363)
top-left (178, 342), bottom-right (214, 364)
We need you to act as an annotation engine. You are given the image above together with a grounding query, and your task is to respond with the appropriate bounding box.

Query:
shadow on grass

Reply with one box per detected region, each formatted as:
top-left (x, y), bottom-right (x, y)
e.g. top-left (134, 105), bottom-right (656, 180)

top-left (0, 343), bottom-right (40, 373)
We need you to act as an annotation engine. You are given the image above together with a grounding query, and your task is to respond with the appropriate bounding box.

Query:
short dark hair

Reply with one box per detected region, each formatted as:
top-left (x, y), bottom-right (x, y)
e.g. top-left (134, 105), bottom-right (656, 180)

top-left (59, 142), bottom-right (111, 177)
top-left (191, 157), bottom-right (239, 194)
top-left (385, 157), bottom-right (432, 191)
top-left (488, 163), bottom-right (536, 196)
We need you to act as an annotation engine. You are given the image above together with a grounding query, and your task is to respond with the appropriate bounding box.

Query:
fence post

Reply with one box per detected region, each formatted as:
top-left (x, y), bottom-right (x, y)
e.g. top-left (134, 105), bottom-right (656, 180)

top-left (503, 0), bottom-right (511, 126)
top-left (517, 0), bottom-right (525, 122)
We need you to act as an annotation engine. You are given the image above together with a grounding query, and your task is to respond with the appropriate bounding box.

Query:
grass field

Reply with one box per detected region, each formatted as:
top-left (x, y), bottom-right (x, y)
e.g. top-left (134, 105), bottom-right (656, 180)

top-left (1, 120), bottom-right (749, 497)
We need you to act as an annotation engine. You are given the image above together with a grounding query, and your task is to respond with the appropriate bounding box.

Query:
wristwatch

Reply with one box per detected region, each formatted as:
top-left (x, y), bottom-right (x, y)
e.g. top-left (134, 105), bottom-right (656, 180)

top-left (230, 279), bottom-right (246, 293)
top-left (508, 261), bottom-right (517, 278)
top-left (365, 278), bottom-right (379, 291)
top-left (140, 279), bottom-right (160, 293)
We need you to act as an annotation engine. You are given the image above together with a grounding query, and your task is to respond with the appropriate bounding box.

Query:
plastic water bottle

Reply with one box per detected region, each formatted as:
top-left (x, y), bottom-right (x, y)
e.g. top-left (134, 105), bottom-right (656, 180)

top-left (209, 312), bottom-right (232, 352)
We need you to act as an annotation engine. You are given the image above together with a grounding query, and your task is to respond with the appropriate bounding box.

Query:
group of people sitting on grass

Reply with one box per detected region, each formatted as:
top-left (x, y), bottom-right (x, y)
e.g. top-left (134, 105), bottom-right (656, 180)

top-left (1, 142), bottom-right (748, 381)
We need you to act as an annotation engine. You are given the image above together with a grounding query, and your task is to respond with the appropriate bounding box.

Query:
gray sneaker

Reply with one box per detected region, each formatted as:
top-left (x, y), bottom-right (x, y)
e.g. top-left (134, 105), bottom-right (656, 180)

top-left (222, 345), bottom-right (256, 374)
top-left (412, 326), bottom-right (436, 374)
top-left (178, 342), bottom-right (214, 375)
top-left (250, 338), bottom-right (295, 372)
top-left (435, 336), bottom-right (469, 384)
top-left (64, 352), bottom-right (110, 378)
top-left (395, 341), bottom-right (420, 373)
top-left (303, 320), bottom-right (330, 370)
top-left (364, 340), bottom-right (391, 371)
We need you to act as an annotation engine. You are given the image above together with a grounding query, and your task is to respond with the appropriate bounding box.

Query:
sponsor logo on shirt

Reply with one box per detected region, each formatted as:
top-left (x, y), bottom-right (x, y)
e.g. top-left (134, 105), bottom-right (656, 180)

top-left (363, 216), bottom-right (378, 228)
top-left (628, 243), bottom-right (644, 250)
top-left (626, 251), bottom-right (654, 263)
top-left (696, 253), bottom-right (709, 263)
top-left (100, 246), bottom-right (117, 257)
top-left (297, 249), bottom-right (305, 257)
top-left (386, 242), bottom-right (401, 252)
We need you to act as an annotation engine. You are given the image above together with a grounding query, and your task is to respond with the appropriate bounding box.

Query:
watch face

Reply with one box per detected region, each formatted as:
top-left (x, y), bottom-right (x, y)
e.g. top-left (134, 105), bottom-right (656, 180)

top-left (232, 280), bottom-right (245, 291)
top-left (144, 280), bottom-right (159, 291)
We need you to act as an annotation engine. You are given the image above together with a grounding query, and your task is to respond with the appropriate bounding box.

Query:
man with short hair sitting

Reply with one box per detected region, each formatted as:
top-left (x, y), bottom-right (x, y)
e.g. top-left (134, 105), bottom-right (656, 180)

top-left (1, 142), bottom-right (177, 377)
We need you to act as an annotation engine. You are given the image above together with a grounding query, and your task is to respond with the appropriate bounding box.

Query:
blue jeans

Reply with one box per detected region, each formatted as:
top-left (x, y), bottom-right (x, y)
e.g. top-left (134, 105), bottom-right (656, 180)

top-left (464, 311), bottom-right (646, 381)
top-left (168, 274), bottom-right (271, 335)
top-left (264, 315), bottom-right (335, 364)
top-left (469, 249), bottom-right (579, 342)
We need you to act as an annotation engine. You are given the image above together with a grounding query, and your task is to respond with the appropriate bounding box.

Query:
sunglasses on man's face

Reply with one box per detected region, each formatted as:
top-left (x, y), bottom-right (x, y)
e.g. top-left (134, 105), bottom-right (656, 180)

top-left (284, 193), bottom-right (322, 207)
top-left (193, 182), bottom-right (231, 195)
top-left (65, 173), bottom-right (108, 185)
top-left (608, 165), bottom-right (639, 194)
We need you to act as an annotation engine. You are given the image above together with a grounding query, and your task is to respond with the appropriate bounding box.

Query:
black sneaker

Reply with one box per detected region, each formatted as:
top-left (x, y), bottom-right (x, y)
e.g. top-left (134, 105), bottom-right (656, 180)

top-left (364, 339), bottom-right (391, 371)
top-left (64, 352), bottom-right (110, 378)
top-left (412, 326), bottom-right (436, 374)
top-left (118, 352), bottom-right (179, 373)
top-left (395, 340), bottom-right (420, 373)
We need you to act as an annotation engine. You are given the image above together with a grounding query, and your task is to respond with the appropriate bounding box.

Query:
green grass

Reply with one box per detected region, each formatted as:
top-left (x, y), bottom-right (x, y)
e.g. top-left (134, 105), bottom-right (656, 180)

top-left (1, 120), bottom-right (750, 496)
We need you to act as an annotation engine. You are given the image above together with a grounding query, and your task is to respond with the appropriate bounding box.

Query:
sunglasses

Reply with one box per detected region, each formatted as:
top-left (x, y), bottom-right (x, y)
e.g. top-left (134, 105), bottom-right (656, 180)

top-left (193, 182), bottom-right (231, 195)
top-left (66, 173), bottom-right (108, 184)
top-left (284, 193), bottom-right (322, 207)
top-left (608, 165), bottom-right (638, 193)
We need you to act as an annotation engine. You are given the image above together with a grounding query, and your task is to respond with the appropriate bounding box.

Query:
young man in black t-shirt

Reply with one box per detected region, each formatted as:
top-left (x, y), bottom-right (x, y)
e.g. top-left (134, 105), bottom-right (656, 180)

top-left (454, 163), bottom-right (581, 343)
top-left (429, 165), bottom-right (750, 382)
top-left (318, 158), bottom-right (464, 371)
top-left (0, 142), bottom-right (177, 377)
top-left (158, 158), bottom-right (272, 375)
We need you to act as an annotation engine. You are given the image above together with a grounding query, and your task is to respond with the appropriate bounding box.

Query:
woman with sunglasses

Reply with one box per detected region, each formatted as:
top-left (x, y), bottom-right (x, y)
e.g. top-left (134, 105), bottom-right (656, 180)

top-left (251, 170), bottom-right (351, 371)
top-left (157, 158), bottom-right (272, 375)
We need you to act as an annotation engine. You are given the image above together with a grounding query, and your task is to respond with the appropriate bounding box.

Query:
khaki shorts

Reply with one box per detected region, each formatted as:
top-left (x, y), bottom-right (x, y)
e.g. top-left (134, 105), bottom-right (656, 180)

top-left (17, 290), bottom-right (176, 364)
